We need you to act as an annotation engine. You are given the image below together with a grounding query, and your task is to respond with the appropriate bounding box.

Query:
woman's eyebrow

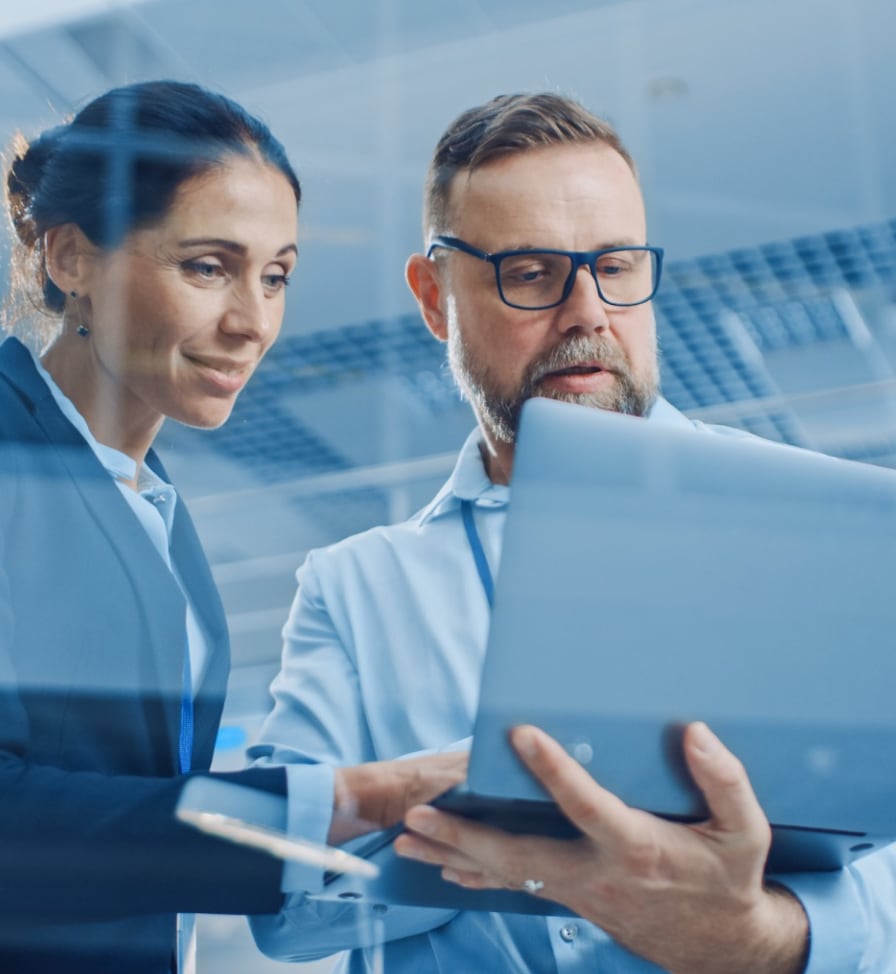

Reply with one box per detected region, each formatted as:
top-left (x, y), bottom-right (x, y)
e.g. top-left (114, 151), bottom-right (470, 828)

top-left (178, 238), bottom-right (298, 258)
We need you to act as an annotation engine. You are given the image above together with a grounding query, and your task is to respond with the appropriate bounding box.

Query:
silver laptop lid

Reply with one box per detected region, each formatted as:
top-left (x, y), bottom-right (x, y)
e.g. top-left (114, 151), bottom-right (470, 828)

top-left (469, 398), bottom-right (896, 836)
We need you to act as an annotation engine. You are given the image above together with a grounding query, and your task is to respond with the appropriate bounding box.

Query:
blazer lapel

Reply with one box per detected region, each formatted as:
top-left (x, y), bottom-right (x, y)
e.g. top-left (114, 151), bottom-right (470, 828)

top-left (152, 448), bottom-right (231, 769)
top-left (0, 338), bottom-right (188, 771)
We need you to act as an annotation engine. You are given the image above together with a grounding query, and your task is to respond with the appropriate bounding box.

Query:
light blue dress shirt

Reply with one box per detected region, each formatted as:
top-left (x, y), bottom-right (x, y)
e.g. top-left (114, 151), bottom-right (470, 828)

top-left (250, 398), bottom-right (896, 973)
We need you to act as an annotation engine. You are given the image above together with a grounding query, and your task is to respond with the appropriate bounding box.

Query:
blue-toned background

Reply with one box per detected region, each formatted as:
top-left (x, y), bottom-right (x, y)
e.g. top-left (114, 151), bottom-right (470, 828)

top-left (1, 1), bottom-right (893, 968)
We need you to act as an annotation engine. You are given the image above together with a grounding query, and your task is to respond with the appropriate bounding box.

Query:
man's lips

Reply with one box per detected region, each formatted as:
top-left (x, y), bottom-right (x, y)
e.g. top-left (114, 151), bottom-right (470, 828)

top-left (534, 361), bottom-right (616, 394)
top-left (537, 361), bottom-right (612, 381)
top-left (544, 363), bottom-right (606, 377)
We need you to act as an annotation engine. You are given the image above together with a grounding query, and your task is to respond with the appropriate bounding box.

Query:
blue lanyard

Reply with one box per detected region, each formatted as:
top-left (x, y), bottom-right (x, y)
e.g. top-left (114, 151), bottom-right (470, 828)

top-left (461, 499), bottom-right (494, 608)
top-left (178, 637), bottom-right (193, 774)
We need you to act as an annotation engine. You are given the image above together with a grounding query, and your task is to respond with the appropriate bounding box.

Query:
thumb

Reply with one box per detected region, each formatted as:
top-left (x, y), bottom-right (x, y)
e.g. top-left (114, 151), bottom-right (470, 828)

top-left (683, 721), bottom-right (770, 845)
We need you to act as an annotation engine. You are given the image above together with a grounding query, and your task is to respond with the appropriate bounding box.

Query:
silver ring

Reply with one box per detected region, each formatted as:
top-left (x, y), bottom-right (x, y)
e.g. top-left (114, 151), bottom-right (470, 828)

top-left (521, 878), bottom-right (545, 894)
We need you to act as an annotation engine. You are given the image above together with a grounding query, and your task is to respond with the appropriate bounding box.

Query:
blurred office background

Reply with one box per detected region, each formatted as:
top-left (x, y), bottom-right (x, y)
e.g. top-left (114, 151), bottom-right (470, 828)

top-left (0, 0), bottom-right (894, 969)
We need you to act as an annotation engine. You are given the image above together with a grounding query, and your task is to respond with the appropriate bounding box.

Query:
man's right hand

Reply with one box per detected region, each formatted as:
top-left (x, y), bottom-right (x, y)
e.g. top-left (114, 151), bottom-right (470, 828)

top-left (329, 752), bottom-right (467, 845)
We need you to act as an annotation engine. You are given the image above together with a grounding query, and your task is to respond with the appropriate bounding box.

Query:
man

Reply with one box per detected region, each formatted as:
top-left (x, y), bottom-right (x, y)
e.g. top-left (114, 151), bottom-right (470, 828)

top-left (249, 93), bottom-right (888, 973)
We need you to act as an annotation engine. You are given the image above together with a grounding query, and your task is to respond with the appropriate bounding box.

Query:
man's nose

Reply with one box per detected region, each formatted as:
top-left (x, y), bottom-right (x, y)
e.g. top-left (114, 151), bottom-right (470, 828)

top-left (555, 265), bottom-right (611, 334)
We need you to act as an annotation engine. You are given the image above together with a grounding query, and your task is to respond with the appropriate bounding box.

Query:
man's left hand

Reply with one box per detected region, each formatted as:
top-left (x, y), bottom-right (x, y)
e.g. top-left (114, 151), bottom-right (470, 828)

top-left (395, 722), bottom-right (809, 974)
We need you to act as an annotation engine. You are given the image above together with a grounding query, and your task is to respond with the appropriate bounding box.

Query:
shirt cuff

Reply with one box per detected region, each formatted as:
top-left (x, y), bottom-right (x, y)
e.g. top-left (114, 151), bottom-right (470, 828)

top-left (281, 762), bottom-right (336, 895)
top-left (772, 869), bottom-right (864, 974)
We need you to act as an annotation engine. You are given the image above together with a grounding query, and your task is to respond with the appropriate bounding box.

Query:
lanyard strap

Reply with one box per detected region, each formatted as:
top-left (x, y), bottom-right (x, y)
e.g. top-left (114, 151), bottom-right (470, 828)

top-left (461, 499), bottom-right (494, 609)
top-left (178, 637), bottom-right (193, 774)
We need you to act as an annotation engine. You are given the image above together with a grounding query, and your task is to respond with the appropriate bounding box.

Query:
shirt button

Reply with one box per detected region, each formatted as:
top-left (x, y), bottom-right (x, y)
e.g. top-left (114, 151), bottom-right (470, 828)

top-left (559, 923), bottom-right (578, 943)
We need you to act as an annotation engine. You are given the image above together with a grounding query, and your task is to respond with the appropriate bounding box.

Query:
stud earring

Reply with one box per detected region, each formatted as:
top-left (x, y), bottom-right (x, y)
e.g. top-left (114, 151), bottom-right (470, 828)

top-left (69, 291), bottom-right (89, 337)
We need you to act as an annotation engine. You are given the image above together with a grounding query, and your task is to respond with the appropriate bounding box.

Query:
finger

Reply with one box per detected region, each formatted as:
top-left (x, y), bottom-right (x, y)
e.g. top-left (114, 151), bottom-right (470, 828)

top-left (683, 721), bottom-right (770, 843)
top-left (403, 804), bottom-right (499, 854)
top-left (396, 828), bottom-right (543, 895)
top-left (402, 804), bottom-right (566, 887)
top-left (431, 751), bottom-right (470, 775)
top-left (442, 867), bottom-right (501, 890)
top-left (394, 830), bottom-right (484, 876)
top-left (509, 724), bottom-right (634, 840)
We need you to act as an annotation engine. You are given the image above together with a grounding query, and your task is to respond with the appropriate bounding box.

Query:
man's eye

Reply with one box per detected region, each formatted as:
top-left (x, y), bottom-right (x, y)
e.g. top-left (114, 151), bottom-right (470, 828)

top-left (519, 267), bottom-right (547, 282)
top-left (503, 263), bottom-right (550, 284)
top-left (595, 260), bottom-right (630, 277)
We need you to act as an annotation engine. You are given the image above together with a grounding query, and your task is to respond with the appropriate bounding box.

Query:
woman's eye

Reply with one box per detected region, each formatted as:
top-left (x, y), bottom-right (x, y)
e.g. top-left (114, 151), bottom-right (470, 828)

top-left (262, 271), bottom-right (291, 293)
top-left (183, 259), bottom-right (224, 280)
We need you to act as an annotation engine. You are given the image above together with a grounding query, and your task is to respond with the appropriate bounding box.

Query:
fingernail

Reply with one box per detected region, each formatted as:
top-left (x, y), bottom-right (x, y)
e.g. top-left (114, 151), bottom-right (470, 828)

top-left (395, 837), bottom-right (424, 860)
top-left (512, 725), bottom-right (538, 760)
top-left (690, 721), bottom-right (719, 755)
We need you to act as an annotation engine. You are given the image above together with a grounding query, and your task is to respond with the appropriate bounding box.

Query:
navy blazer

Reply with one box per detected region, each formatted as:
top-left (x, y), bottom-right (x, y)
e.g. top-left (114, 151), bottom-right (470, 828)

top-left (0, 337), bottom-right (286, 973)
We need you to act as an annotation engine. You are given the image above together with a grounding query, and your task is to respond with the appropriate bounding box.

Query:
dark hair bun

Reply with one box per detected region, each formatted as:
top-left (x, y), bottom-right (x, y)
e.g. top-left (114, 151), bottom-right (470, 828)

top-left (6, 126), bottom-right (65, 247)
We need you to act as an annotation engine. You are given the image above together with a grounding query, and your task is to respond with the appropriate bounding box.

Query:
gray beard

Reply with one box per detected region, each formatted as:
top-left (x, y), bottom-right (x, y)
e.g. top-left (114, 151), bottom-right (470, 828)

top-left (448, 331), bottom-right (659, 444)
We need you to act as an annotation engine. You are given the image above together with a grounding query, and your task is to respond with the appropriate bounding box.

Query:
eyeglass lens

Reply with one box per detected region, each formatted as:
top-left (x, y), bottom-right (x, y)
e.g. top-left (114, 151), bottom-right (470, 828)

top-left (497, 249), bottom-right (657, 308)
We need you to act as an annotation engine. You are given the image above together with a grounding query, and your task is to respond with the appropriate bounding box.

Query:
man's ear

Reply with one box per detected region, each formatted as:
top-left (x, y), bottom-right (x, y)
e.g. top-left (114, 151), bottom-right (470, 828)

top-left (44, 224), bottom-right (98, 298)
top-left (405, 252), bottom-right (448, 342)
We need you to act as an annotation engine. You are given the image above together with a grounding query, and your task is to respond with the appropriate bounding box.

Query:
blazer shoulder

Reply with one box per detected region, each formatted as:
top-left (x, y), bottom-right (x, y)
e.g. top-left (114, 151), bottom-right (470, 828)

top-left (0, 339), bottom-right (45, 434)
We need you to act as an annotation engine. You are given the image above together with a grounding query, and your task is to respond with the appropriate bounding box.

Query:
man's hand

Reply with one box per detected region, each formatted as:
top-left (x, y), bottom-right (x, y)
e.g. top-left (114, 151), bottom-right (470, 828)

top-left (395, 723), bottom-right (809, 974)
top-left (330, 751), bottom-right (467, 845)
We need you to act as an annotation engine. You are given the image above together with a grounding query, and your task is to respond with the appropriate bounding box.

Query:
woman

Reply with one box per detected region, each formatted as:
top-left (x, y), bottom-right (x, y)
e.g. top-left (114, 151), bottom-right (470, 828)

top-left (0, 80), bottom-right (462, 974)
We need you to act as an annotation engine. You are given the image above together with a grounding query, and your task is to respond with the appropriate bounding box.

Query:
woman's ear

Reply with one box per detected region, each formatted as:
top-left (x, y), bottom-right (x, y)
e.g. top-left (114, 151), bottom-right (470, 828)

top-left (405, 252), bottom-right (448, 342)
top-left (44, 224), bottom-right (98, 298)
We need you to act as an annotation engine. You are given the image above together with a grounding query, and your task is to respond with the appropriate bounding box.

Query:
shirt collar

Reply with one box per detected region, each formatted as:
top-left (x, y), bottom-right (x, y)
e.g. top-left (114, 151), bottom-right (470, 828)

top-left (29, 348), bottom-right (155, 487)
top-left (418, 428), bottom-right (510, 524)
top-left (418, 396), bottom-right (694, 525)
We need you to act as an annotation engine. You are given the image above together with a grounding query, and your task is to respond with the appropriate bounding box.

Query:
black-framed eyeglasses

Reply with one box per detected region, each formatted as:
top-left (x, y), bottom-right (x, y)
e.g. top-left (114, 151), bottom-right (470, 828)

top-left (427, 235), bottom-right (663, 311)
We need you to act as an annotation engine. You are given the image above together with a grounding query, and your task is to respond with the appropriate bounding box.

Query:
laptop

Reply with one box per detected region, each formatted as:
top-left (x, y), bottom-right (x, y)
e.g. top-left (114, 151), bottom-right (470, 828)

top-left (315, 397), bottom-right (896, 913)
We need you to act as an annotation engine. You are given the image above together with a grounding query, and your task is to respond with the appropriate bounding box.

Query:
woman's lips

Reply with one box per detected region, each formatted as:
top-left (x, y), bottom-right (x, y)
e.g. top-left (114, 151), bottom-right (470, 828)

top-left (186, 355), bottom-right (253, 394)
